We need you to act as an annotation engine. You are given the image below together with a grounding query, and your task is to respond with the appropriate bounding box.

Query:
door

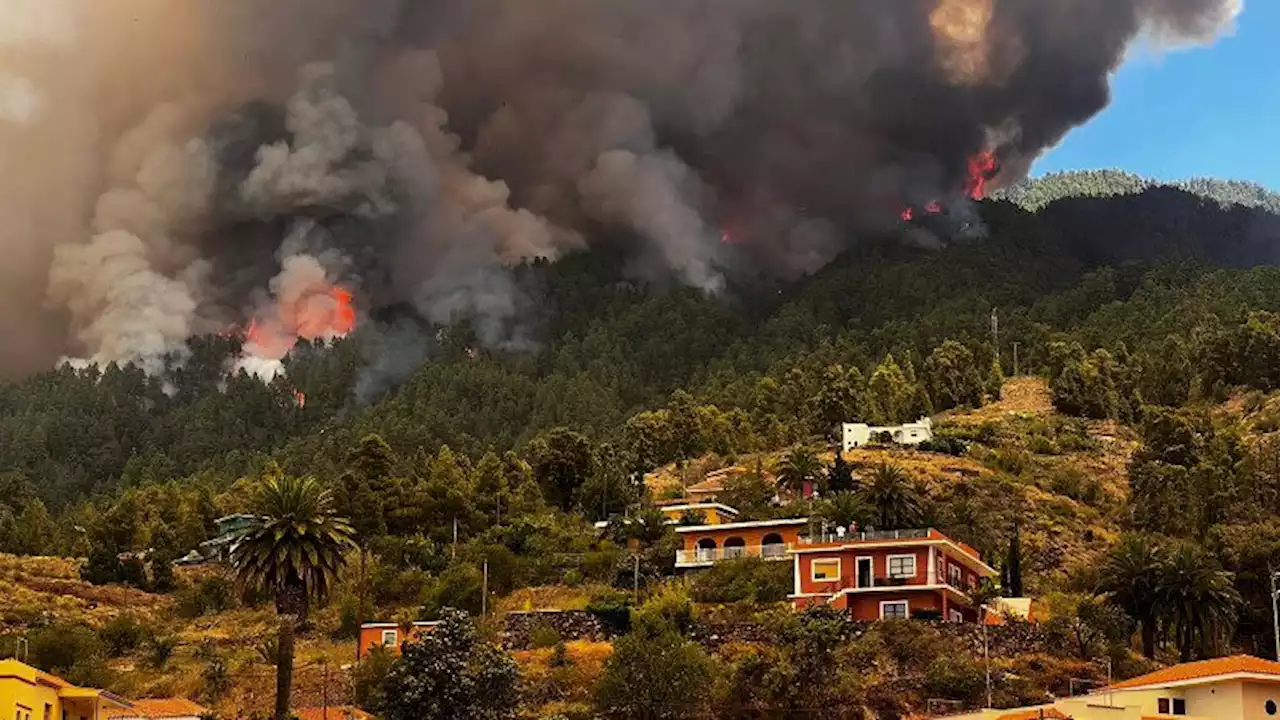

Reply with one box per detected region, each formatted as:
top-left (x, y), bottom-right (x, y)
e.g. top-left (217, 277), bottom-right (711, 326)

top-left (857, 557), bottom-right (873, 588)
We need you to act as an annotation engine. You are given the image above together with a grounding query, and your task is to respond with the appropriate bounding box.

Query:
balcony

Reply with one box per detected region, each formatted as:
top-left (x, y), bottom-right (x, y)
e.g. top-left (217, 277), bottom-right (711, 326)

top-left (676, 543), bottom-right (793, 567)
top-left (799, 528), bottom-right (932, 545)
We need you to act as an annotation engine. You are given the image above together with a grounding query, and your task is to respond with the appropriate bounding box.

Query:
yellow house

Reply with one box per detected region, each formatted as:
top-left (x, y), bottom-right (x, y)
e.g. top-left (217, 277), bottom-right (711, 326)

top-left (658, 503), bottom-right (739, 525)
top-left (946, 655), bottom-right (1280, 720)
top-left (0, 658), bottom-right (131, 720)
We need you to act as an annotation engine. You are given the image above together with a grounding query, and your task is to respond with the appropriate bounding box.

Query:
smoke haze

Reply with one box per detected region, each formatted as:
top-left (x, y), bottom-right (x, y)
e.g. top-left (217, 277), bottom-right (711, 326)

top-left (0, 0), bottom-right (1243, 378)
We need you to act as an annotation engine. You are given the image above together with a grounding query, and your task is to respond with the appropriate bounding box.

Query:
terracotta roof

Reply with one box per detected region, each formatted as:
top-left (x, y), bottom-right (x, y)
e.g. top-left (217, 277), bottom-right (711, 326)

top-left (995, 708), bottom-right (1070, 720)
top-left (294, 707), bottom-right (375, 720)
top-left (1108, 655), bottom-right (1280, 690)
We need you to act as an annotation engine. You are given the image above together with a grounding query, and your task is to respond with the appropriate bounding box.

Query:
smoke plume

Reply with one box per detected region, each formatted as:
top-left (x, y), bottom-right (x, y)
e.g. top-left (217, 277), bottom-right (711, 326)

top-left (0, 0), bottom-right (1243, 379)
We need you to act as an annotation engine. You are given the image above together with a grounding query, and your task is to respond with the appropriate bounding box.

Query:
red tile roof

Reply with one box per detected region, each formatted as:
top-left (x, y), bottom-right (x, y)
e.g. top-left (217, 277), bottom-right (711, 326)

top-left (104, 698), bottom-right (209, 718)
top-left (294, 707), bottom-right (374, 720)
top-left (1109, 655), bottom-right (1280, 690)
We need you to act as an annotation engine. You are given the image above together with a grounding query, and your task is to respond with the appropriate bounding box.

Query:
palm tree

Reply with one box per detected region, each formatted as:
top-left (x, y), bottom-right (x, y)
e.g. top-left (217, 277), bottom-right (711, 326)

top-left (231, 470), bottom-right (357, 720)
top-left (776, 446), bottom-right (822, 497)
top-left (859, 462), bottom-right (925, 529)
top-left (1096, 533), bottom-right (1164, 659)
top-left (817, 492), bottom-right (872, 530)
top-left (1158, 542), bottom-right (1241, 661)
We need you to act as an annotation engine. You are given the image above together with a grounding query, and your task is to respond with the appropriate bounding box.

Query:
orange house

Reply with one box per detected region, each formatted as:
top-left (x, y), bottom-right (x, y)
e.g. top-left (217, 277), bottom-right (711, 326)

top-left (791, 528), bottom-right (995, 622)
top-left (674, 517), bottom-right (810, 568)
top-left (357, 622), bottom-right (439, 659)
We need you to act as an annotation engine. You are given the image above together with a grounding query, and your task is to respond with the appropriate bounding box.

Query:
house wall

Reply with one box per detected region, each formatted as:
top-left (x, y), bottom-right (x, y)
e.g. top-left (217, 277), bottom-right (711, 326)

top-left (1240, 680), bottom-right (1280, 719)
top-left (1186, 680), bottom-right (1243, 719)
top-left (848, 590), bottom-right (942, 621)
top-left (358, 625), bottom-right (436, 659)
top-left (0, 678), bottom-right (60, 720)
top-left (679, 524), bottom-right (805, 552)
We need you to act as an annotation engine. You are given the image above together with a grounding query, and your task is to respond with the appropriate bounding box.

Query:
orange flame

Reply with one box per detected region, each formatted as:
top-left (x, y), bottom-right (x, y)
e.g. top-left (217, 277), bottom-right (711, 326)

top-left (964, 150), bottom-right (999, 200)
top-left (243, 283), bottom-right (357, 361)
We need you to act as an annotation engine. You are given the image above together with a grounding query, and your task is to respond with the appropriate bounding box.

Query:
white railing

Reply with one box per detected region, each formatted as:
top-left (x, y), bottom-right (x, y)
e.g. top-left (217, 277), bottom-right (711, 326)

top-left (799, 528), bottom-right (932, 545)
top-left (676, 543), bottom-right (793, 565)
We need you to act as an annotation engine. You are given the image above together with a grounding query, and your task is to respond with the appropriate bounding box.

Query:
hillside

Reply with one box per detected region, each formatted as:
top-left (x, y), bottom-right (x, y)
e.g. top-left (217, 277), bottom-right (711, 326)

top-left (1, 177), bottom-right (1280, 717)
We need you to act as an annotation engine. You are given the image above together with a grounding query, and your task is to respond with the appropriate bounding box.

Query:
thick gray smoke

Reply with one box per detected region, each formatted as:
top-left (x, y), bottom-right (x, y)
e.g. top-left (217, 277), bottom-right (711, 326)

top-left (0, 0), bottom-right (1243, 379)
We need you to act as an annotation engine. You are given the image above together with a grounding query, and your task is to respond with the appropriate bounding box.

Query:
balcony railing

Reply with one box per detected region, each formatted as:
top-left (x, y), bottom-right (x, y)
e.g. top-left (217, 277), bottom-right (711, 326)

top-left (676, 543), bottom-right (793, 565)
top-left (799, 528), bottom-right (932, 545)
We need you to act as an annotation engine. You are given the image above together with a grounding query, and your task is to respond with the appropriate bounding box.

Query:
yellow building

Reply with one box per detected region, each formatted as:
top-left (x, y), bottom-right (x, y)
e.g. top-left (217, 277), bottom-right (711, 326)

top-left (658, 503), bottom-right (739, 525)
top-left (0, 658), bottom-right (131, 720)
top-left (947, 655), bottom-right (1280, 720)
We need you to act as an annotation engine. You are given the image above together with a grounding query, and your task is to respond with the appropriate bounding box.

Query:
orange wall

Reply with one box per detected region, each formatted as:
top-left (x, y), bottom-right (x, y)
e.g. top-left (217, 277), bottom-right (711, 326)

top-left (848, 590), bottom-right (941, 621)
top-left (680, 524), bottom-right (805, 551)
top-left (358, 625), bottom-right (435, 659)
top-left (795, 545), bottom-right (982, 596)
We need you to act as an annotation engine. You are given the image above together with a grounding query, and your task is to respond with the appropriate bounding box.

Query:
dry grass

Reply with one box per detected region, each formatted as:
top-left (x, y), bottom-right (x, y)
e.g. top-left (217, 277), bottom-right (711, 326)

top-left (947, 376), bottom-right (1054, 424)
top-left (495, 584), bottom-right (612, 613)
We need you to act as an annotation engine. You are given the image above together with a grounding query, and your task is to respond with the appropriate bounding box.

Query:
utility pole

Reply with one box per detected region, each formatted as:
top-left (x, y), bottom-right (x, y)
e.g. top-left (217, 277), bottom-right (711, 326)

top-left (633, 555), bottom-right (641, 603)
top-left (1271, 567), bottom-right (1280, 660)
top-left (321, 657), bottom-right (329, 720)
top-left (1012, 342), bottom-right (1020, 378)
top-left (452, 517), bottom-right (458, 561)
top-left (982, 605), bottom-right (993, 708)
top-left (482, 559), bottom-right (489, 616)
top-left (991, 308), bottom-right (1000, 371)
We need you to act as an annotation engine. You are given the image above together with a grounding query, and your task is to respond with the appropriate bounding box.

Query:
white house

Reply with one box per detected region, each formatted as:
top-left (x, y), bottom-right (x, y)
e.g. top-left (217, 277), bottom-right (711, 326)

top-left (841, 417), bottom-right (934, 452)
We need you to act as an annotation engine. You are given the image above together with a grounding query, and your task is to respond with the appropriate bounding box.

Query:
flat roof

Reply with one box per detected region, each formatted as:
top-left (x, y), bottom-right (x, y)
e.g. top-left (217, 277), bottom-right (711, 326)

top-left (659, 503), bottom-right (739, 515)
top-left (675, 517), bottom-right (810, 532)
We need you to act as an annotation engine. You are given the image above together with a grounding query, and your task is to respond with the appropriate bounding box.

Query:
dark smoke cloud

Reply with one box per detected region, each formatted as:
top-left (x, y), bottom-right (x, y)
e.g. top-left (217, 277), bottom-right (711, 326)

top-left (0, 0), bottom-right (1242, 378)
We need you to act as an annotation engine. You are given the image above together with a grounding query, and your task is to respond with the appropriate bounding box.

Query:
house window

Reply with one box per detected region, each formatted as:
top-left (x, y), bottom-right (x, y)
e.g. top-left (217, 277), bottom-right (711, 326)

top-left (887, 555), bottom-right (916, 579)
top-left (1158, 698), bottom-right (1185, 715)
top-left (1265, 699), bottom-right (1277, 716)
top-left (948, 563), bottom-right (963, 587)
top-left (812, 558), bottom-right (841, 582)
top-left (1172, 698), bottom-right (1186, 715)
top-left (949, 609), bottom-right (964, 623)
top-left (880, 601), bottom-right (909, 620)
top-left (381, 629), bottom-right (398, 646)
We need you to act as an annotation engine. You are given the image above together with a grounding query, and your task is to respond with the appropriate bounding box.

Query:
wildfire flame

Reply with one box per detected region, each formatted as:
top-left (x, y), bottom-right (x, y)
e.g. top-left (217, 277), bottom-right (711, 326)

top-left (243, 284), bottom-right (357, 361)
top-left (964, 150), bottom-right (998, 200)
top-left (901, 149), bottom-right (998, 223)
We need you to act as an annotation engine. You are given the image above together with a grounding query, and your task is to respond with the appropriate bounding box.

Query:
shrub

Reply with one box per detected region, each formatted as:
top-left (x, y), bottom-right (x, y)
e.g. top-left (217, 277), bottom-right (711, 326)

top-left (529, 624), bottom-right (563, 650)
top-left (145, 635), bottom-right (178, 669)
top-left (924, 654), bottom-right (987, 704)
top-left (986, 448), bottom-right (1032, 476)
top-left (1026, 435), bottom-right (1061, 455)
top-left (335, 595), bottom-right (361, 640)
top-left (595, 625), bottom-right (713, 719)
top-left (420, 564), bottom-right (484, 619)
top-left (99, 614), bottom-right (149, 657)
top-left (381, 608), bottom-right (519, 720)
top-left (177, 576), bottom-right (235, 618)
top-left (632, 585), bottom-right (694, 636)
top-left (585, 589), bottom-right (633, 634)
top-left (918, 436), bottom-right (968, 456)
top-left (352, 645), bottom-right (396, 715)
top-left (689, 557), bottom-right (792, 604)
top-left (29, 623), bottom-right (103, 675)
top-left (1047, 467), bottom-right (1102, 505)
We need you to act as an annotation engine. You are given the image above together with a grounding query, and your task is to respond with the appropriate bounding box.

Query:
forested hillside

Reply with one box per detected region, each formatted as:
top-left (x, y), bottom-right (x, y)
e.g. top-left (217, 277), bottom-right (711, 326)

top-left (1, 177), bottom-right (1280, 717)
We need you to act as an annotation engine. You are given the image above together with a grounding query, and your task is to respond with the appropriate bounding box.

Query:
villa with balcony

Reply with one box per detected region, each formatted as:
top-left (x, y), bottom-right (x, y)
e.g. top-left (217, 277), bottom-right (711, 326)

top-left (791, 527), bottom-right (996, 621)
top-left (674, 517), bottom-right (809, 568)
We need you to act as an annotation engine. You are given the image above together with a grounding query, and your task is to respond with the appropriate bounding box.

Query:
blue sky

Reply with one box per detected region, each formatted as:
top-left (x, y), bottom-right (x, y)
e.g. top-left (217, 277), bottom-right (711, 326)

top-left (1034, 2), bottom-right (1280, 189)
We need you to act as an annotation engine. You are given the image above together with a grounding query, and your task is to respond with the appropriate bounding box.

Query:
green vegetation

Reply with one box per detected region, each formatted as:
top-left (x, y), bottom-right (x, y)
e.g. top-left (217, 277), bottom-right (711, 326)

top-left (0, 181), bottom-right (1279, 716)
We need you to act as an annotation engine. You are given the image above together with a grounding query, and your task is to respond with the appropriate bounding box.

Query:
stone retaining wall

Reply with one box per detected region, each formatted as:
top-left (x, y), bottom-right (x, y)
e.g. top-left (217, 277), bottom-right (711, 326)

top-left (501, 609), bottom-right (1051, 656)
